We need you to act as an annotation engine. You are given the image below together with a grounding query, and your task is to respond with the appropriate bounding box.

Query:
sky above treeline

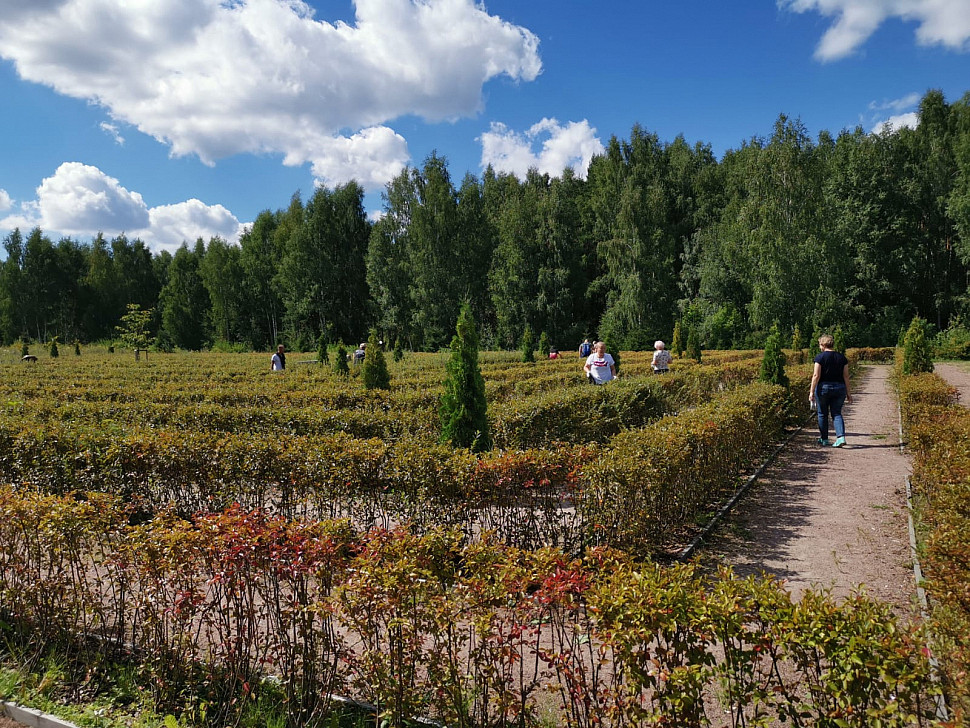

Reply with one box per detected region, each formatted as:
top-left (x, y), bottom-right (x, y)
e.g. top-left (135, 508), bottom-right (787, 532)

top-left (1, 0), bottom-right (969, 254)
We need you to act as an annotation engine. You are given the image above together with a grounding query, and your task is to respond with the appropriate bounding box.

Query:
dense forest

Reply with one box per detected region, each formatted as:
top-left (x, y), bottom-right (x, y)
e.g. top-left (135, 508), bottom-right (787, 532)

top-left (3, 89), bottom-right (970, 352)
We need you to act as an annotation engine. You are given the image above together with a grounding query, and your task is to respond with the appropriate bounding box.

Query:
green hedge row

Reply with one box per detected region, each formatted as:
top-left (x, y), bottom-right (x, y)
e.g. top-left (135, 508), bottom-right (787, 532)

top-left (898, 368), bottom-right (970, 719)
top-left (0, 489), bottom-right (942, 728)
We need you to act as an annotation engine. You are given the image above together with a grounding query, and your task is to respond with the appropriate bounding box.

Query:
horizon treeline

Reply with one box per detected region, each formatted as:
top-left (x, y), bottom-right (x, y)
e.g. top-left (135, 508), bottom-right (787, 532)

top-left (3, 89), bottom-right (970, 353)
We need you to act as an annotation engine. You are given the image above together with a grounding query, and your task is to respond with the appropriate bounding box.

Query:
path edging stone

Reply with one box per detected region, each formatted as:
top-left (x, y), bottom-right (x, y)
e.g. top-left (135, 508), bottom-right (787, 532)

top-left (1, 701), bottom-right (78, 728)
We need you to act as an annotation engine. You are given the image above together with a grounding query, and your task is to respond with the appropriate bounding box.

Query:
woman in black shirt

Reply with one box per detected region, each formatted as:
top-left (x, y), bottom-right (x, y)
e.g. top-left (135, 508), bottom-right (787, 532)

top-left (808, 334), bottom-right (852, 447)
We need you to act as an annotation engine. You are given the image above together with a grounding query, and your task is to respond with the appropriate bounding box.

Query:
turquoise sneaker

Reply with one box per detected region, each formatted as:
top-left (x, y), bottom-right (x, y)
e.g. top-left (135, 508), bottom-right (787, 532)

top-left (833, 436), bottom-right (846, 448)
top-left (817, 438), bottom-right (830, 446)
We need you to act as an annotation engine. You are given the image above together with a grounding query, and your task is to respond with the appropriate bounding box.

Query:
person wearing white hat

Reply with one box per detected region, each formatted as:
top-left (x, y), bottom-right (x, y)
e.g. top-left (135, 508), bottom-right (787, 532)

top-left (651, 340), bottom-right (672, 374)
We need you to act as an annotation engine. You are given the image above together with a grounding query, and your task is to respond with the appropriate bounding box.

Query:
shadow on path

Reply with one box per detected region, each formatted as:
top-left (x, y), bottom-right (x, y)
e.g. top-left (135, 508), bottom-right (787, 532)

top-left (701, 365), bottom-right (915, 612)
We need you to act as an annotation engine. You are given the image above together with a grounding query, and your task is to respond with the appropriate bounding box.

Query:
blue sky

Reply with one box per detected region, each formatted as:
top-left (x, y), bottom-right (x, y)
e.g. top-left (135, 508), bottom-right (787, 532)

top-left (1, 0), bottom-right (969, 254)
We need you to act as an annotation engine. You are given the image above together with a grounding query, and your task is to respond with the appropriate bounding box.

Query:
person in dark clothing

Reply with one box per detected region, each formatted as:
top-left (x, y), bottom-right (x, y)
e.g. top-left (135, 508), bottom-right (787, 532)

top-left (808, 334), bottom-right (851, 447)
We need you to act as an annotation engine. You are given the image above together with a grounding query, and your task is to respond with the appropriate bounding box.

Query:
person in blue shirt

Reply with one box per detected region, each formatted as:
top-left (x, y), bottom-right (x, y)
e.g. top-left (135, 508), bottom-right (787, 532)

top-left (808, 334), bottom-right (852, 447)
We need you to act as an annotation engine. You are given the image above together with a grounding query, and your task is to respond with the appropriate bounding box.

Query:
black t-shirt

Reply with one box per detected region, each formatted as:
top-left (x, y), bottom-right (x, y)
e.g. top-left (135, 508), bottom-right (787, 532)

top-left (814, 350), bottom-right (848, 383)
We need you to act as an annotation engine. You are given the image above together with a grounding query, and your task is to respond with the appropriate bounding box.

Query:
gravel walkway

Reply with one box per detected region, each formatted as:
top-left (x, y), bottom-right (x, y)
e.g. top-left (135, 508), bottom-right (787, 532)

top-left (933, 361), bottom-right (970, 404)
top-left (703, 364), bottom-right (917, 616)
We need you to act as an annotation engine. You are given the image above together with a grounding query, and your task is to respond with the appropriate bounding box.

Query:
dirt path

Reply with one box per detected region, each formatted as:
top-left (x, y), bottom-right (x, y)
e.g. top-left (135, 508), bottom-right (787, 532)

top-left (703, 364), bottom-right (916, 615)
top-left (934, 361), bottom-right (970, 403)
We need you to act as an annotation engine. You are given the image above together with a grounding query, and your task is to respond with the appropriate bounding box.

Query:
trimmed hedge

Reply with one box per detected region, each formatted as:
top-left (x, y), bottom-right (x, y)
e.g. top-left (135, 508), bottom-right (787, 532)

top-left (898, 367), bottom-right (970, 718)
top-left (0, 489), bottom-right (943, 728)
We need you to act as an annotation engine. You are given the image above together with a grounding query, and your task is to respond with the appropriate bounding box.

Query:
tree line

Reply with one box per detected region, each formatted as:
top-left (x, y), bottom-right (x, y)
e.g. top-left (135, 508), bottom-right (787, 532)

top-left (3, 89), bottom-right (970, 352)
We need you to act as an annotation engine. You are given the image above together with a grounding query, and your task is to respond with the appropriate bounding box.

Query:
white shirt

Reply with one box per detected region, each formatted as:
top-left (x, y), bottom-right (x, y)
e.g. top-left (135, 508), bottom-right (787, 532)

top-left (585, 353), bottom-right (615, 384)
top-left (271, 353), bottom-right (284, 371)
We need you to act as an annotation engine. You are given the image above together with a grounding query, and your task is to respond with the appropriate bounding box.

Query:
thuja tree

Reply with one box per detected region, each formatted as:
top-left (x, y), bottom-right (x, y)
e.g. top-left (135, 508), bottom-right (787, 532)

top-left (686, 327), bottom-right (702, 362)
top-left (520, 326), bottom-right (535, 363)
top-left (333, 343), bottom-right (350, 376)
top-left (440, 304), bottom-right (491, 452)
top-left (902, 316), bottom-right (934, 374)
top-left (671, 321), bottom-right (684, 357)
top-left (538, 330), bottom-right (550, 358)
top-left (362, 329), bottom-right (391, 390)
top-left (759, 322), bottom-right (789, 387)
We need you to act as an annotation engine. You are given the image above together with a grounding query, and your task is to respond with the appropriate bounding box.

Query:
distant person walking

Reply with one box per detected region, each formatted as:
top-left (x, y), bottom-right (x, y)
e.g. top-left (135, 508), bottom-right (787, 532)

top-left (579, 338), bottom-right (592, 358)
top-left (549, 346), bottom-right (560, 360)
top-left (651, 340), bottom-right (672, 374)
top-left (584, 341), bottom-right (616, 385)
top-left (808, 334), bottom-right (851, 447)
top-left (271, 344), bottom-right (286, 372)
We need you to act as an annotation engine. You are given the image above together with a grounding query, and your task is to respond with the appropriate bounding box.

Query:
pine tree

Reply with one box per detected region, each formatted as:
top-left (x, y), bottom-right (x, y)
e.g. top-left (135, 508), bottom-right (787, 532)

top-left (333, 343), bottom-right (350, 376)
top-left (362, 330), bottom-right (391, 390)
top-left (48, 336), bottom-right (59, 358)
top-left (440, 304), bottom-right (491, 452)
top-left (317, 332), bottom-right (330, 364)
top-left (902, 317), bottom-right (934, 374)
top-left (73, 340), bottom-right (81, 356)
top-left (759, 323), bottom-right (789, 387)
top-left (393, 338), bottom-right (404, 362)
top-left (520, 326), bottom-right (535, 363)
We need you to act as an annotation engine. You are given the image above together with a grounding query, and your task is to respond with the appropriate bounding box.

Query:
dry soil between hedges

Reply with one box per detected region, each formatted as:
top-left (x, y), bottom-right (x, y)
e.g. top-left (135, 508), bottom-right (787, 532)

top-left (702, 364), bottom-right (918, 617)
top-left (934, 361), bottom-right (970, 402)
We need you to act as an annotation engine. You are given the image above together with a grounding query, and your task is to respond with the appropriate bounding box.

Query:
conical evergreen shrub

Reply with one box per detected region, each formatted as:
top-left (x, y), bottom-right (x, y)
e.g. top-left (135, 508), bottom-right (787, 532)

top-left (759, 323), bottom-right (789, 387)
top-left (362, 330), bottom-right (391, 390)
top-left (902, 316), bottom-right (934, 374)
top-left (440, 304), bottom-right (491, 452)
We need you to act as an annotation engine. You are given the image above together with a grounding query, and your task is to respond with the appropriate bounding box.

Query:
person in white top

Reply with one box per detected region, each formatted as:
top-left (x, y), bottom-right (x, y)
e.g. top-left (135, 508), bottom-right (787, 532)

top-left (651, 340), bottom-right (672, 373)
top-left (271, 344), bottom-right (286, 371)
top-left (584, 341), bottom-right (616, 384)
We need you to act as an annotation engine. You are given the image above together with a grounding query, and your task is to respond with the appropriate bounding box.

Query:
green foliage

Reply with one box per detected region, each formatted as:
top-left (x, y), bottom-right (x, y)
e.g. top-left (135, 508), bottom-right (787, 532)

top-left (48, 337), bottom-right (59, 358)
top-left (440, 304), bottom-right (491, 452)
top-left (791, 323), bottom-right (804, 351)
top-left (0, 484), bottom-right (940, 728)
top-left (902, 316), bottom-right (934, 374)
top-left (392, 338), bottom-right (404, 362)
top-left (20, 340), bottom-right (28, 357)
top-left (833, 324), bottom-right (846, 352)
top-left (758, 323), bottom-right (789, 387)
top-left (671, 321), bottom-right (684, 357)
top-left (73, 340), bottom-right (81, 356)
top-left (685, 327), bottom-right (702, 362)
top-left (538, 330), bottom-right (550, 358)
top-left (115, 303), bottom-right (155, 353)
top-left (933, 318), bottom-right (970, 359)
top-left (520, 326), bottom-right (535, 363)
top-left (899, 369), bottom-right (970, 716)
top-left (317, 332), bottom-right (330, 364)
top-left (811, 327), bottom-right (824, 357)
top-left (333, 343), bottom-right (349, 376)
top-left (361, 330), bottom-right (391, 390)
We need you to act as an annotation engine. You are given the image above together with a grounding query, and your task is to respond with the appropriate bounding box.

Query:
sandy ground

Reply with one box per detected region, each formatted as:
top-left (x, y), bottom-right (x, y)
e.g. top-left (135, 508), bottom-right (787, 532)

top-left (703, 364), bottom-right (917, 616)
top-left (933, 361), bottom-right (970, 403)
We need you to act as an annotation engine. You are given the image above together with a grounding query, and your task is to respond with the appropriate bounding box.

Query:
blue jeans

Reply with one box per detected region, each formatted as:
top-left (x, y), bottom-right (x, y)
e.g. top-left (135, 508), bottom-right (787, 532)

top-left (815, 382), bottom-right (847, 440)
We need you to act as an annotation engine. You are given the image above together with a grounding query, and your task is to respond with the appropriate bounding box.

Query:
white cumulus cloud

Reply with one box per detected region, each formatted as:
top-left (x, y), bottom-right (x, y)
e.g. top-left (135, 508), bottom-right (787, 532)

top-left (37, 162), bottom-right (150, 234)
top-left (0, 163), bottom-right (244, 254)
top-left (145, 200), bottom-right (246, 253)
top-left (872, 112), bottom-right (920, 134)
top-left (0, 189), bottom-right (11, 212)
top-left (0, 0), bottom-right (542, 189)
top-left (480, 119), bottom-right (604, 180)
top-left (780, 0), bottom-right (970, 61)
top-left (868, 92), bottom-right (921, 133)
